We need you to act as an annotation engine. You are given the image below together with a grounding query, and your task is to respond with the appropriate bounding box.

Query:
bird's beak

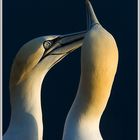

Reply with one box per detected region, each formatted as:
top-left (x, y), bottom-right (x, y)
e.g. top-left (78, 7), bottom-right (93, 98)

top-left (86, 0), bottom-right (100, 29)
top-left (42, 31), bottom-right (86, 58)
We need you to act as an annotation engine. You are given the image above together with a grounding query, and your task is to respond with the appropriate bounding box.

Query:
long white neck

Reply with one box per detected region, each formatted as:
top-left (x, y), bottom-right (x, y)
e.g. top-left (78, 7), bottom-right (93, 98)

top-left (63, 67), bottom-right (116, 140)
top-left (4, 72), bottom-right (47, 140)
top-left (4, 52), bottom-right (65, 140)
top-left (62, 74), bottom-right (107, 140)
top-left (62, 26), bottom-right (118, 140)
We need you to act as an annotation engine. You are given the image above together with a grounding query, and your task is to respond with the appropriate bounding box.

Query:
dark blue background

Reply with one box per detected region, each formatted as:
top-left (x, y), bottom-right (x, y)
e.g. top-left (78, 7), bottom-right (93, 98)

top-left (3, 0), bottom-right (137, 139)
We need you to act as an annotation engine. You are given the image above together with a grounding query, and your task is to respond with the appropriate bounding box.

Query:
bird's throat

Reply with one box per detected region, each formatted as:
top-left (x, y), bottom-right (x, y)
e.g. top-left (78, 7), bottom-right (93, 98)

top-left (8, 76), bottom-right (44, 140)
top-left (62, 70), bottom-right (114, 140)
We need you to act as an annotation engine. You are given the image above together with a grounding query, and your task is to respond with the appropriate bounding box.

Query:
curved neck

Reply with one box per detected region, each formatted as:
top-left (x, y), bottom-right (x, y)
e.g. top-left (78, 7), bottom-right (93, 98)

top-left (6, 73), bottom-right (47, 140)
top-left (76, 70), bottom-right (113, 120)
top-left (62, 70), bottom-right (113, 140)
top-left (63, 69), bottom-right (114, 139)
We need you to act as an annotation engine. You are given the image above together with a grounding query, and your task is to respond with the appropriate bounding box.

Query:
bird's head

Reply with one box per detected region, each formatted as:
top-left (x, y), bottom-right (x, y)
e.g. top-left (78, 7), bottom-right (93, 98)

top-left (10, 32), bottom-right (86, 90)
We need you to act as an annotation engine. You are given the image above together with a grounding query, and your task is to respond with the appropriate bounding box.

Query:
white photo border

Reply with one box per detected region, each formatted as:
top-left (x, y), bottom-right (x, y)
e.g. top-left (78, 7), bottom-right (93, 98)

top-left (1, 0), bottom-right (2, 139)
top-left (138, 0), bottom-right (139, 139)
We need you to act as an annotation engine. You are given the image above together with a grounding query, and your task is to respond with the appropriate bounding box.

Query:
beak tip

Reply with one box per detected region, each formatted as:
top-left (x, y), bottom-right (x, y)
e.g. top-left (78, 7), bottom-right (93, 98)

top-left (86, 0), bottom-right (100, 26)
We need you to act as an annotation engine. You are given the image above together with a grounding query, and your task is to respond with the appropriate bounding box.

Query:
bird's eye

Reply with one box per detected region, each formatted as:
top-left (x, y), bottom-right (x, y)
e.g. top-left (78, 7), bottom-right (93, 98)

top-left (43, 40), bottom-right (52, 50)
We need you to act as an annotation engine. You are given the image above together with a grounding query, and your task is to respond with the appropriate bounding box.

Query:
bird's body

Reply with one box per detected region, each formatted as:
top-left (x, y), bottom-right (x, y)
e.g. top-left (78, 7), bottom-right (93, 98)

top-left (62, 1), bottom-right (118, 140)
top-left (4, 33), bottom-right (86, 140)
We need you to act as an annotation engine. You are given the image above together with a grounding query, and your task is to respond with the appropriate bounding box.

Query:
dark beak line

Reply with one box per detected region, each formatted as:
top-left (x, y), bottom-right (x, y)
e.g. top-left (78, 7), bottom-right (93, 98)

top-left (59, 31), bottom-right (86, 46)
top-left (39, 31), bottom-right (86, 62)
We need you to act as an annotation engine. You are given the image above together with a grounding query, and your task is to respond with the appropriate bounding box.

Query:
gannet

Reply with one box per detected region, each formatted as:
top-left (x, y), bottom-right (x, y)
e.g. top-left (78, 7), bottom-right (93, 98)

top-left (62, 0), bottom-right (119, 140)
top-left (3, 31), bottom-right (86, 140)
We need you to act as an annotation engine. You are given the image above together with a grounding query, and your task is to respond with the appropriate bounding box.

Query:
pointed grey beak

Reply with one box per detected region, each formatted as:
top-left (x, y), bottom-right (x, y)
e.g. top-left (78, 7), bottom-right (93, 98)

top-left (86, 0), bottom-right (100, 29)
top-left (42, 31), bottom-right (86, 57)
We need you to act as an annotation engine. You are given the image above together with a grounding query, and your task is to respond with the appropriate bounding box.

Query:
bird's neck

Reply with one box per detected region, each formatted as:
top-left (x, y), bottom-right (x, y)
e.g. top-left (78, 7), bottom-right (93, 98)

top-left (76, 69), bottom-right (113, 120)
top-left (8, 75), bottom-right (46, 140)
top-left (63, 70), bottom-right (114, 140)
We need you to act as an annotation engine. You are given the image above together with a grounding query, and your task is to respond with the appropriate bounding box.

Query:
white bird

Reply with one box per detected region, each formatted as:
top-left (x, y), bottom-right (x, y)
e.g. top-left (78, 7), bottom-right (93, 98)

top-left (62, 0), bottom-right (119, 140)
top-left (3, 31), bottom-right (86, 140)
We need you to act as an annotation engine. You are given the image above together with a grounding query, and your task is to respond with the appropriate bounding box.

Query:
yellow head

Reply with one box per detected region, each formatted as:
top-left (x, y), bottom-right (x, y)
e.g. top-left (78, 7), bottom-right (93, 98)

top-left (10, 32), bottom-right (86, 91)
